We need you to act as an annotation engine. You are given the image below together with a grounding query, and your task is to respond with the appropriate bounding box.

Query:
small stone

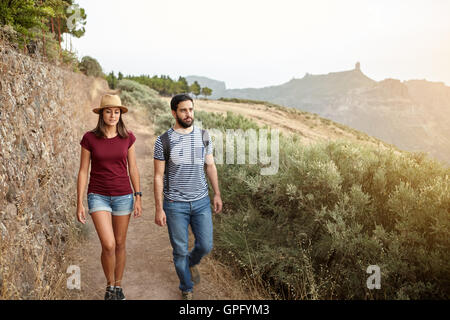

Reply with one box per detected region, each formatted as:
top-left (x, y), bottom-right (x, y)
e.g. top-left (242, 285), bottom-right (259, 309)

top-left (0, 222), bottom-right (8, 237)
top-left (5, 202), bottom-right (17, 218)
top-left (6, 185), bottom-right (16, 203)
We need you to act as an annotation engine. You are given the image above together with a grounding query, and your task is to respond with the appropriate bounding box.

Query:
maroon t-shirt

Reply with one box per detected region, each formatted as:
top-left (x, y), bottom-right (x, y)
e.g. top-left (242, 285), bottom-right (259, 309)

top-left (80, 131), bottom-right (136, 196)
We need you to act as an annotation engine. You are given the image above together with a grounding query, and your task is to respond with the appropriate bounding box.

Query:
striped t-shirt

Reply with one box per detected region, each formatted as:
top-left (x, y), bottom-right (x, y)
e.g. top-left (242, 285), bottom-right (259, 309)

top-left (153, 126), bottom-right (213, 201)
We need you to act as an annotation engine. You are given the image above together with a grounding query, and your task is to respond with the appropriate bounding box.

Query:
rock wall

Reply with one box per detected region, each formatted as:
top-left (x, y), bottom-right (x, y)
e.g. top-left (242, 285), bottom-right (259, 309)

top-left (0, 43), bottom-right (109, 298)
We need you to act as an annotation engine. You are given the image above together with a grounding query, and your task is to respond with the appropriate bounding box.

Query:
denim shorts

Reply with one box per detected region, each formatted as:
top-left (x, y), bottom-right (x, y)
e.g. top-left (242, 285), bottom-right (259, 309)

top-left (87, 193), bottom-right (134, 216)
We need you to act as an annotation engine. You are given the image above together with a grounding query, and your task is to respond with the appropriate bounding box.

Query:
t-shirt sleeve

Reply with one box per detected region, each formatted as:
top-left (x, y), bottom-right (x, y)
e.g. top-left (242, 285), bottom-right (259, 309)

top-left (128, 131), bottom-right (136, 149)
top-left (206, 131), bottom-right (213, 155)
top-left (80, 132), bottom-right (92, 152)
top-left (153, 136), bottom-right (165, 161)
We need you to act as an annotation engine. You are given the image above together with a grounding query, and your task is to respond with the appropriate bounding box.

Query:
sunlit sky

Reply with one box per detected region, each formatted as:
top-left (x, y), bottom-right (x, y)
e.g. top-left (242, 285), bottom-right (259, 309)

top-left (69, 0), bottom-right (450, 89)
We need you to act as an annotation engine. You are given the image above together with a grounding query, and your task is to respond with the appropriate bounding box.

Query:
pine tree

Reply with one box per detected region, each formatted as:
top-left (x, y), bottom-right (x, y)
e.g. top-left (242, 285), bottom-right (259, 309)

top-left (190, 81), bottom-right (201, 98)
top-left (201, 87), bottom-right (212, 98)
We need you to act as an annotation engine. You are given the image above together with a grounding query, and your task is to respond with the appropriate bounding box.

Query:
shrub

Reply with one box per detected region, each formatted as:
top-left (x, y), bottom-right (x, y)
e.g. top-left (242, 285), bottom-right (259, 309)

top-left (79, 56), bottom-right (103, 77)
top-left (117, 79), bottom-right (168, 131)
top-left (61, 50), bottom-right (79, 72)
top-left (176, 110), bottom-right (450, 299)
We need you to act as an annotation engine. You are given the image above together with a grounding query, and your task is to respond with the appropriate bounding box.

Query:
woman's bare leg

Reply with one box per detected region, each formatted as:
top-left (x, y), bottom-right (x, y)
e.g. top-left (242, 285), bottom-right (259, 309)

top-left (112, 214), bottom-right (131, 287)
top-left (91, 211), bottom-right (116, 286)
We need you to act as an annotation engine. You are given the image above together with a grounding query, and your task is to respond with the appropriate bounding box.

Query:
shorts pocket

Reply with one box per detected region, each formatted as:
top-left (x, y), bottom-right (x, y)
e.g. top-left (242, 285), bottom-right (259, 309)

top-left (87, 193), bottom-right (96, 208)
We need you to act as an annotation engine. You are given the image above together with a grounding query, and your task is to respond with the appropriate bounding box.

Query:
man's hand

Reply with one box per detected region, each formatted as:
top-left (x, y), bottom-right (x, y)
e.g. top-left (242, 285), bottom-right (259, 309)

top-left (155, 208), bottom-right (167, 226)
top-left (213, 194), bottom-right (222, 213)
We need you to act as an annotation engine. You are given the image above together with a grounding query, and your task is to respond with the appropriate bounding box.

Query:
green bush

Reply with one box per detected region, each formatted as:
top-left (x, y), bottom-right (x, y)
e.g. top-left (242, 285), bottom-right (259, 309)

top-left (79, 56), bottom-right (103, 77)
top-left (180, 111), bottom-right (450, 300)
top-left (117, 79), bottom-right (168, 127)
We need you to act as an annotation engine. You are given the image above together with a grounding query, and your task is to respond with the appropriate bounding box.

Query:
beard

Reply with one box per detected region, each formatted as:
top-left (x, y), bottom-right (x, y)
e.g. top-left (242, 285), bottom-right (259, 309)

top-left (176, 114), bottom-right (194, 128)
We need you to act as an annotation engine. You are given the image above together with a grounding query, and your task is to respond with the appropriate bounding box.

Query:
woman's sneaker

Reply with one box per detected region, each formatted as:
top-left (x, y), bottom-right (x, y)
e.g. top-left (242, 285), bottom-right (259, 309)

top-left (104, 286), bottom-right (116, 300)
top-left (114, 286), bottom-right (126, 300)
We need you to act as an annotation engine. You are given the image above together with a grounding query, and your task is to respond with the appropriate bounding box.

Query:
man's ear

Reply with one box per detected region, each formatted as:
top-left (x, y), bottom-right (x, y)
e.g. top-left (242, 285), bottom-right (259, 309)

top-left (171, 109), bottom-right (177, 119)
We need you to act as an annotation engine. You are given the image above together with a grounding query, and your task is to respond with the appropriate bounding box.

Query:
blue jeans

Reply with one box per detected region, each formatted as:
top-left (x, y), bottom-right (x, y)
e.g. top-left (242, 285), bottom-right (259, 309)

top-left (163, 195), bottom-right (213, 293)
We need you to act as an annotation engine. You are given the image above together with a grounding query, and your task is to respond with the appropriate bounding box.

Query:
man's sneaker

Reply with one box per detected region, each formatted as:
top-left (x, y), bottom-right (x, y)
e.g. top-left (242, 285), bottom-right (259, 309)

top-left (182, 291), bottom-right (193, 300)
top-left (114, 286), bottom-right (126, 300)
top-left (190, 265), bottom-right (200, 285)
top-left (104, 286), bottom-right (116, 300)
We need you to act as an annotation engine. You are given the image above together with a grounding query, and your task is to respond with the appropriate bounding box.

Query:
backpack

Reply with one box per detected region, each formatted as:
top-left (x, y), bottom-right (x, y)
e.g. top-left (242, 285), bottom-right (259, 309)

top-left (160, 128), bottom-right (210, 190)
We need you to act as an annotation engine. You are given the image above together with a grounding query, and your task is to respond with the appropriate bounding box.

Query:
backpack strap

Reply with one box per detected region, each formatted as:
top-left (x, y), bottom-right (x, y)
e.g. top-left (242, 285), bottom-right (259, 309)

top-left (161, 130), bottom-right (171, 162)
top-left (201, 129), bottom-right (210, 149)
top-left (160, 130), bottom-right (171, 192)
top-left (201, 129), bottom-right (211, 170)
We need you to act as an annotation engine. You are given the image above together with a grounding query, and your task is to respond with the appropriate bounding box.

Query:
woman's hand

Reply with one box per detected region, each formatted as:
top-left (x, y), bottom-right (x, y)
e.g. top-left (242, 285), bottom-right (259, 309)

top-left (77, 204), bottom-right (86, 224)
top-left (134, 196), bottom-right (142, 218)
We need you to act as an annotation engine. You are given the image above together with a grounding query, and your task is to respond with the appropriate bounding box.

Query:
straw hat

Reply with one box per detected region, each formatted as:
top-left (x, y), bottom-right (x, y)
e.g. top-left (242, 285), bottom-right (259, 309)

top-left (93, 94), bottom-right (128, 114)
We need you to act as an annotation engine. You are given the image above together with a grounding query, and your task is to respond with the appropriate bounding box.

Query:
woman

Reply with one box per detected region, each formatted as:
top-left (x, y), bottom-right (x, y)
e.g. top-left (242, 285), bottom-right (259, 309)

top-left (76, 94), bottom-right (142, 300)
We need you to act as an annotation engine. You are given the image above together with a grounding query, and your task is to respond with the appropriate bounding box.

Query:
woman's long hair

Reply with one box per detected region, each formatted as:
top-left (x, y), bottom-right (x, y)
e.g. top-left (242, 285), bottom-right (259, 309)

top-left (91, 108), bottom-right (129, 139)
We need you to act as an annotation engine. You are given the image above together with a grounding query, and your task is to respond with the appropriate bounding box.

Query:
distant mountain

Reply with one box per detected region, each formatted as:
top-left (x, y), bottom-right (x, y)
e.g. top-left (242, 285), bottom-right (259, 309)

top-left (191, 64), bottom-right (450, 165)
top-left (185, 76), bottom-right (226, 97)
top-left (218, 63), bottom-right (376, 108)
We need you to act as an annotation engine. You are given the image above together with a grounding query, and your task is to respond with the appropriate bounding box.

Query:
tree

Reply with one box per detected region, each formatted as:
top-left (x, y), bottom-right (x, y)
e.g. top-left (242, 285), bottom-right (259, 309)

top-left (118, 72), bottom-right (123, 80)
top-left (177, 76), bottom-right (190, 94)
top-left (0, 0), bottom-right (87, 56)
top-left (105, 71), bottom-right (117, 89)
top-left (190, 81), bottom-right (201, 98)
top-left (201, 87), bottom-right (212, 98)
top-left (0, 0), bottom-right (53, 37)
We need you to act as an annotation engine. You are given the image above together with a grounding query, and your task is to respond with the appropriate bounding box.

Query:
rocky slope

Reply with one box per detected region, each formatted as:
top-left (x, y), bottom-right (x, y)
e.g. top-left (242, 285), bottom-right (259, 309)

top-left (0, 43), bottom-right (109, 298)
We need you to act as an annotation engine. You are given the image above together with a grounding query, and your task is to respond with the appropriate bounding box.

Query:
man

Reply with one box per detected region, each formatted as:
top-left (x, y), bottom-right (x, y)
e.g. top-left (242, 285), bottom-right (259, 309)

top-left (153, 93), bottom-right (222, 300)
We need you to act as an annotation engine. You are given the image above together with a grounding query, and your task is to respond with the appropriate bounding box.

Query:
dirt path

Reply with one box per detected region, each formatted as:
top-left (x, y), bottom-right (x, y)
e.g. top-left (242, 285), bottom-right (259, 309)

top-left (69, 105), bottom-right (252, 300)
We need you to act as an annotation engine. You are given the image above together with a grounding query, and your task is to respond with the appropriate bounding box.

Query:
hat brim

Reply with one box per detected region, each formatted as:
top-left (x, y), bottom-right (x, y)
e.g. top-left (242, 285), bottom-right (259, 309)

top-left (93, 106), bottom-right (128, 114)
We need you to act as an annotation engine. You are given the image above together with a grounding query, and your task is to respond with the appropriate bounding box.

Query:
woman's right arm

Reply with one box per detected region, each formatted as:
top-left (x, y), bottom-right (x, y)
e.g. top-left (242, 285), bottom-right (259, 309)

top-left (76, 146), bottom-right (91, 224)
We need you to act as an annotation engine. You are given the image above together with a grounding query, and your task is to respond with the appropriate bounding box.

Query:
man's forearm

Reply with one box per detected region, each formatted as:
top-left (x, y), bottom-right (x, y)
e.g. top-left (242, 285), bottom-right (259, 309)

top-left (206, 164), bottom-right (221, 196)
top-left (154, 175), bottom-right (164, 210)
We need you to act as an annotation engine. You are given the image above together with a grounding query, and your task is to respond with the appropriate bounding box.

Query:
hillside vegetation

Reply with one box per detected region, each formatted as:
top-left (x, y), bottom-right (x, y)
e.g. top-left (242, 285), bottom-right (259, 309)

top-left (150, 88), bottom-right (450, 299)
top-left (205, 114), bottom-right (449, 299)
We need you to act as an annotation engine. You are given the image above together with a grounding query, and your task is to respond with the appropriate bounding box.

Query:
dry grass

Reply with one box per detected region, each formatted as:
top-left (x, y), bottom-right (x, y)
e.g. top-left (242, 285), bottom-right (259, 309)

top-left (199, 254), bottom-right (272, 300)
top-left (0, 219), bottom-right (84, 300)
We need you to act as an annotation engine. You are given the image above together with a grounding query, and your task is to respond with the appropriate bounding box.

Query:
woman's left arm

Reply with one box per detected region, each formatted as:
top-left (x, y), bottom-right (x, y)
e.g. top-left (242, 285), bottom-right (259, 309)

top-left (128, 144), bottom-right (142, 218)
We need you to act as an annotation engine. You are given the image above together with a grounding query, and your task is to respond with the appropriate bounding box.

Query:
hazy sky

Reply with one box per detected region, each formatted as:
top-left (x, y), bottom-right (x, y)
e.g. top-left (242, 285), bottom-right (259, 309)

top-left (69, 0), bottom-right (450, 89)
